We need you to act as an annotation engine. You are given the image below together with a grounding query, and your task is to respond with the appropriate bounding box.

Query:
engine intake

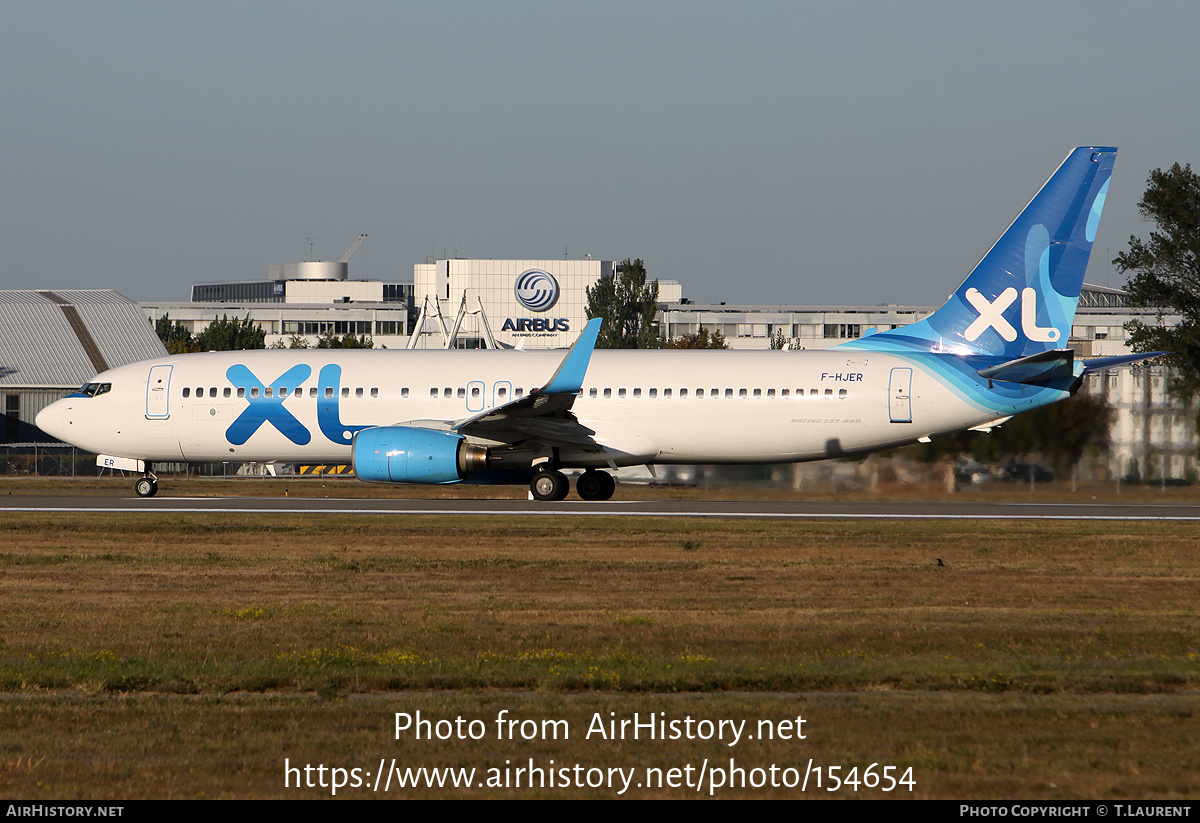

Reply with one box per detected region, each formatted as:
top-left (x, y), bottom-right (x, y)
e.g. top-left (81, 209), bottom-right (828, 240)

top-left (352, 426), bottom-right (487, 484)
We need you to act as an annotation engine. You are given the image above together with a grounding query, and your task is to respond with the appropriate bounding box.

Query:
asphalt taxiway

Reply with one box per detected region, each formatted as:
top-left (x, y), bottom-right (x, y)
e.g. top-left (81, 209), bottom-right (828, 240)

top-left (2, 493), bottom-right (1198, 521)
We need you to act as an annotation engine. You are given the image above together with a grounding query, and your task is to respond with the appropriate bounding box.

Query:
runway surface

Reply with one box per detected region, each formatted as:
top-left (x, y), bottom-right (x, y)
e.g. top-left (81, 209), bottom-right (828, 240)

top-left (3, 493), bottom-right (1199, 520)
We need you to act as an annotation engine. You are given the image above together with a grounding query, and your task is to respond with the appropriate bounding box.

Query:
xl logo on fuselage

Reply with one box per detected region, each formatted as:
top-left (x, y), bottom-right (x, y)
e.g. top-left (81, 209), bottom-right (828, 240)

top-left (225, 364), bottom-right (368, 447)
top-left (963, 287), bottom-right (1060, 343)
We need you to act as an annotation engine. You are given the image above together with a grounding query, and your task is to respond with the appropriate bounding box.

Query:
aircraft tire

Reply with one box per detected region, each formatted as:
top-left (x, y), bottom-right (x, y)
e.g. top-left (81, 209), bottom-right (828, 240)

top-left (577, 470), bottom-right (615, 501)
top-left (135, 478), bottom-right (158, 498)
top-left (596, 470), bottom-right (616, 500)
top-left (531, 470), bottom-right (569, 502)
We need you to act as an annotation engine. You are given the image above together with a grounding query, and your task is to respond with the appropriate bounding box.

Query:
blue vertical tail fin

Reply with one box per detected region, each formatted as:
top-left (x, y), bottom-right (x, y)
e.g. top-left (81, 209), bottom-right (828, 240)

top-left (840, 147), bottom-right (1116, 358)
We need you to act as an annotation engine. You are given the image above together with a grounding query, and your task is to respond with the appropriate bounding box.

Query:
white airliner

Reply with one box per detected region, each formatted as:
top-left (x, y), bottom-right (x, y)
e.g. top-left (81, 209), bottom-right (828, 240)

top-left (36, 147), bottom-right (1159, 501)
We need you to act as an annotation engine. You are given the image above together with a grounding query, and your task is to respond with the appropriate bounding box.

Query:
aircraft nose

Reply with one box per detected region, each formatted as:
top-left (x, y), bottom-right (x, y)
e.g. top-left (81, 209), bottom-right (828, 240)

top-left (35, 400), bottom-right (68, 441)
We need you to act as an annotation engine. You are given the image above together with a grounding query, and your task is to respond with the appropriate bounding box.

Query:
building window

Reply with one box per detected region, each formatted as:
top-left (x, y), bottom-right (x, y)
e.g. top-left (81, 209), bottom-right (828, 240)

top-left (823, 324), bottom-right (861, 339)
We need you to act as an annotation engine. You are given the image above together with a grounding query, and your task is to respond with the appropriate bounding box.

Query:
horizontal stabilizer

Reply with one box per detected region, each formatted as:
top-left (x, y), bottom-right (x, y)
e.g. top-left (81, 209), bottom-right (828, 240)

top-left (977, 349), bottom-right (1074, 386)
top-left (1080, 351), bottom-right (1170, 373)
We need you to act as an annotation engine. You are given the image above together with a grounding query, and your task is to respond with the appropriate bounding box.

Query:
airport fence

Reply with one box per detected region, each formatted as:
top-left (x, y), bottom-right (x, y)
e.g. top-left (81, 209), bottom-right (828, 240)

top-left (1, 445), bottom-right (1191, 491)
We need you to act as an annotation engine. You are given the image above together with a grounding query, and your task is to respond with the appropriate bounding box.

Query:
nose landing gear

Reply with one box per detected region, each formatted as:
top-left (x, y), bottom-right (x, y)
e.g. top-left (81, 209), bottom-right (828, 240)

top-left (134, 466), bottom-right (158, 498)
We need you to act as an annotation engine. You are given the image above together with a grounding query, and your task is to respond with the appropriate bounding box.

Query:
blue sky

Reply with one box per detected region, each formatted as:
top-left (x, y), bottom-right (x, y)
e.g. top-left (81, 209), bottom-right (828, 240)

top-left (3, 1), bottom-right (1198, 306)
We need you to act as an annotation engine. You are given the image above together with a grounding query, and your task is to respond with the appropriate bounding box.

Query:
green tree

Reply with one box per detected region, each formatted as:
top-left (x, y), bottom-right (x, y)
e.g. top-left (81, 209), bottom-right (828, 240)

top-left (269, 334), bottom-right (310, 349)
top-left (664, 327), bottom-right (729, 349)
top-left (897, 391), bottom-right (1111, 477)
top-left (316, 332), bottom-right (373, 349)
top-left (1114, 162), bottom-right (1200, 394)
top-left (195, 315), bottom-right (266, 351)
top-left (769, 329), bottom-right (790, 350)
top-left (585, 258), bottom-right (661, 348)
top-left (154, 313), bottom-right (198, 354)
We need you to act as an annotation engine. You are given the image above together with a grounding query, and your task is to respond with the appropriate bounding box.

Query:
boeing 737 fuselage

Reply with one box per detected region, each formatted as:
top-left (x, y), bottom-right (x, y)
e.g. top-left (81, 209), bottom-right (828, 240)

top-left (36, 147), bottom-right (1159, 501)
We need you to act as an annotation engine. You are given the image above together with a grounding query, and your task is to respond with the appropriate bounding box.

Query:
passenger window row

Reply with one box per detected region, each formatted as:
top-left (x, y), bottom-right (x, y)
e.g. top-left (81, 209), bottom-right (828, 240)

top-left (428, 387), bottom-right (525, 399)
top-left (180, 383), bottom-right (849, 401)
top-left (182, 386), bottom-right (380, 399)
top-left (585, 387), bottom-right (849, 398)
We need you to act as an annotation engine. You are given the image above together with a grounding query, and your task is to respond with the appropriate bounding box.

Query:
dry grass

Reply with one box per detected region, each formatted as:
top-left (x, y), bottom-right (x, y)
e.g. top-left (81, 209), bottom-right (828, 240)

top-left (5, 473), bottom-right (1200, 503)
top-left (1, 510), bottom-right (1198, 798)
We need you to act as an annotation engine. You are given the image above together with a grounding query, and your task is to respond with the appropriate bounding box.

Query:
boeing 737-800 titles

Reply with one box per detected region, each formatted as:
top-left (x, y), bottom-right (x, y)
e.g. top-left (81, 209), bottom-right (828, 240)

top-left (36, 147), bottom-right (1160, 501)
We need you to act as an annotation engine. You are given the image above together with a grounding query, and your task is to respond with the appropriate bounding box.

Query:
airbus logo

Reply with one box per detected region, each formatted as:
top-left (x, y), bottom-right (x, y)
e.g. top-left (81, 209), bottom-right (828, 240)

top-left (963, 287), bottom-right (1060, 343)
top-left (514, 269), bottom-right (560, 312)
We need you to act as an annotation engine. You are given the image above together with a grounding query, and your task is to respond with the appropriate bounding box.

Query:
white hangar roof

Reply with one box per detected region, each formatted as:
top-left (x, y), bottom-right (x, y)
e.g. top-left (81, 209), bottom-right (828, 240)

top-left (0, 290), bottom-right (167, 388)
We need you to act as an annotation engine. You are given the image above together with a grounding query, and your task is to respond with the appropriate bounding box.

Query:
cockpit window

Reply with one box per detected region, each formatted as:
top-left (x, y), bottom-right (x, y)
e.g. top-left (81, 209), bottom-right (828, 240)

top-left (79, 382), bottom-right (112, 397)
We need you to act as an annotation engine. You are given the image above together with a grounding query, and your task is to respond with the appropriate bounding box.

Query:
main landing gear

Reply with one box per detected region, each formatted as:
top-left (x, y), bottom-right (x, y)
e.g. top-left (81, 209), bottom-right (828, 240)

top-left (529, 469), bottom-right (616, 502)
top-left (575, 469), bottom-right (616, 501)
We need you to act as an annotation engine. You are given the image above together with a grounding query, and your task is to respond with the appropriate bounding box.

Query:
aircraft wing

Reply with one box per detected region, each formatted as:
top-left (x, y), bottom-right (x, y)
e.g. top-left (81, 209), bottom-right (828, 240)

top-left (449, 317), bottom-right (603, 446)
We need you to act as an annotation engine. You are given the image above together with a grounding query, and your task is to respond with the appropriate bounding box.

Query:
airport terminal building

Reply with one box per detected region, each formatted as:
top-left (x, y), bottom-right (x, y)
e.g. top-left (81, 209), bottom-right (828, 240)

top-left (144, 256), bottom-right (1145, 358)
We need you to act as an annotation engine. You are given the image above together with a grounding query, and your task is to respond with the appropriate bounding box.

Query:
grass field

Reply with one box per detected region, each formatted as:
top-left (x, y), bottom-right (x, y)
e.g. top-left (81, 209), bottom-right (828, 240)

top-left (1, 485), bottom-right (1198, 798)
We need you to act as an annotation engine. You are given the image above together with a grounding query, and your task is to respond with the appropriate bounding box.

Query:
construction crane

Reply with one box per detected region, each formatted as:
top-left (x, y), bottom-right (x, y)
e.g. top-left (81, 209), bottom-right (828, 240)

top-left (340, 234), bottom-right (367, 263)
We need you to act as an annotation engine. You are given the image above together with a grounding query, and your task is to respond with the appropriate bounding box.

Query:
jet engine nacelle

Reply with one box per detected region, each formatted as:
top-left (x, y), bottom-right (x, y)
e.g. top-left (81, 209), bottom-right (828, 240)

top-left (352, 426), bottom-right (487, 484)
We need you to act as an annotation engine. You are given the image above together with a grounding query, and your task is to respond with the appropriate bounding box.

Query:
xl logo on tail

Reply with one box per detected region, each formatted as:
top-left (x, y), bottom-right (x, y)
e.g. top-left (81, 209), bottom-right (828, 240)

top-left (963, 288), bottom-right (1060, 343)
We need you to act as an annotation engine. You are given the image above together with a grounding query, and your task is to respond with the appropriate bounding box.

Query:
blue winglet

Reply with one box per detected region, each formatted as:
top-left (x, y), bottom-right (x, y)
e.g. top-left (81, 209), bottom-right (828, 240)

top-left (538, 317), bottom-right (603, 395)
